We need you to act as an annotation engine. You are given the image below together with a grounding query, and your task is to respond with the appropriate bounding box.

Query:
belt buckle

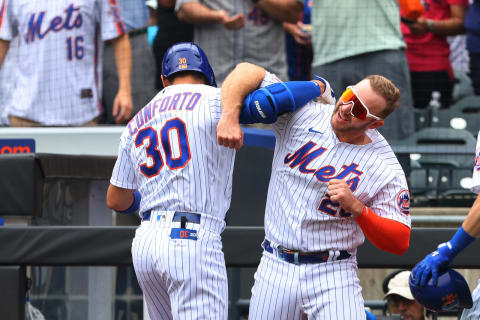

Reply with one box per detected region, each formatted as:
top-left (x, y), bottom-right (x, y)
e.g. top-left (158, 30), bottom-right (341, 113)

top-left (293, 252), bottom-right (300, 265)
top-left (281, 247), bottom-right (300, 265)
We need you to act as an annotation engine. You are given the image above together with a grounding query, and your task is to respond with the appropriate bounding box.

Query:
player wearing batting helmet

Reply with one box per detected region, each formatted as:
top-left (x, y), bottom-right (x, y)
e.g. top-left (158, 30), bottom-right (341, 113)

top-left (107, 42), bottom-right (331, 319)
top-left (161, 42), bottom-right (217, 87)
top-left (411, 129), bottom-right (480, 319)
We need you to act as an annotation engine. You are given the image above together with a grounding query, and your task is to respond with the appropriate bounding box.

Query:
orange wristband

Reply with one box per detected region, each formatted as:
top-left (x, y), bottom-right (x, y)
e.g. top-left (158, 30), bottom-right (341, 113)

top-left (355, 206), bottom-right (410, 255)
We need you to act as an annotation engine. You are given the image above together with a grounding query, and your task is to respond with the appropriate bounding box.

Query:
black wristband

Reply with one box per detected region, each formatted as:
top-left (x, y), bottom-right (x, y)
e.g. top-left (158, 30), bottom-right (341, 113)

top-left (252, 0), bottom-right (259, 3)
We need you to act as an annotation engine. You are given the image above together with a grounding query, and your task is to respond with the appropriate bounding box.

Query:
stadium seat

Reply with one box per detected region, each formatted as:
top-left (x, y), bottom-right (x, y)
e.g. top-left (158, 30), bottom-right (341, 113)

top-left (400, 127), bottom-right (475, 165)
top-left (436, 168), bottom-right (476, 206)
top-left (451, 95), bottom-right (480, 110)
top-left (413, 108), bottom-right (432, 132)
top-left (394, 128), bottom-right (476, 205)
top-left (409, 165), bottom-right (474, 207)
top-left (430, 95), bottom-right (480, 137)
top-left (452, 69), bottom-right (475, 103)
top-left (409, 167), bottom-right (438, 195)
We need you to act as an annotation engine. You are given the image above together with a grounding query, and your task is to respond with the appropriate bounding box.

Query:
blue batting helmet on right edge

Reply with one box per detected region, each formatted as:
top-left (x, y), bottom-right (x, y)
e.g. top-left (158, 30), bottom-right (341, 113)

top-left (162, 42), bottom-right (217, 87)
top-left (409, 268), bottom-right (473, 312)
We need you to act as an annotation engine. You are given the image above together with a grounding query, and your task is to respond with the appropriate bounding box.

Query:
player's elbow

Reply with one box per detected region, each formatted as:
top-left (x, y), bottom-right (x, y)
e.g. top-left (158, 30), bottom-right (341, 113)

top-left (233, 62), bottom-right (266, 80)
top-left (392, 228), bottom-right (411, 256)
top-left (106, 185), bottom-right (125, 211)
top-left (393, 240), bottom-right (410, 256)
top-left (235, 62), bottom-right (257, 72)
top-left (106, 194), bottom-right (121, 211)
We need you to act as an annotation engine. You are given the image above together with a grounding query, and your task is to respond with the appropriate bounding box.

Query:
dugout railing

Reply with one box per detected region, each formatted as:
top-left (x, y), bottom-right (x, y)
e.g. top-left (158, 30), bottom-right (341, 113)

top-left (0, 127), bottom-right (479, 319)
top-left (1, 226), bottom-right (480, 320)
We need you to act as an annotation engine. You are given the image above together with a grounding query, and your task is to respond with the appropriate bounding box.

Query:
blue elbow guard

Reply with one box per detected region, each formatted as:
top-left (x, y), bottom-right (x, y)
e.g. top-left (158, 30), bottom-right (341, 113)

top-left (116, 190), bottom-right (141, 214)
top-left (240, 81), bottom-right (321, 124)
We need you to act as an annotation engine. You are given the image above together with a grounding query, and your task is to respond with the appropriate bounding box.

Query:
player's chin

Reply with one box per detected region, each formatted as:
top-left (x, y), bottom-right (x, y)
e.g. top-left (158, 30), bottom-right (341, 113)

top-left (401, 313), bottom-right (414, 320)
top-left (331, 119), bottom-right (349, 132)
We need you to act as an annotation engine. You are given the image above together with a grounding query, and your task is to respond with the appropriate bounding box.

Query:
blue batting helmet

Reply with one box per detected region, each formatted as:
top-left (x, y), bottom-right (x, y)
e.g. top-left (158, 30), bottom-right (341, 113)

top-left (409, 268), bottom-right (473, 312)
top-left (162, 42), bottom-right (217, 87)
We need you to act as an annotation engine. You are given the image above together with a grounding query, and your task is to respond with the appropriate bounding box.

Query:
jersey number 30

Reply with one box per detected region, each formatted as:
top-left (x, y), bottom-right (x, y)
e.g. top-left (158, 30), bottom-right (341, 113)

top-left (135, 118), bottom-right (191, 177)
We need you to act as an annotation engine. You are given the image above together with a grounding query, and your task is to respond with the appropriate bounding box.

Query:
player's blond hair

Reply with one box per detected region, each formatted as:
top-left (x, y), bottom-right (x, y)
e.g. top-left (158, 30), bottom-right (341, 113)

top-left (365, 75), bottom-right (400, 119)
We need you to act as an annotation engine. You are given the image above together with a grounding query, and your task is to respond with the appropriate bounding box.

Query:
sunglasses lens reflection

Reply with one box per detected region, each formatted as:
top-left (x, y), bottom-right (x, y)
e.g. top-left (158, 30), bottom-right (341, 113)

top-left (343, 88), bottom-right (367, 120)
top-left (341, 88), bottom-right (355, 101)
top-left (351, 102), bottom-right (367, 120)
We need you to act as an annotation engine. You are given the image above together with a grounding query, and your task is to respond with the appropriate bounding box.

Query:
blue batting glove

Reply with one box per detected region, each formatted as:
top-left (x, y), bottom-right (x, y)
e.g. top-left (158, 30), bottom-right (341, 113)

top-left (313, 75), bottom-right (336, 105)
top-left (365, 309), bottom-right (376, 320)
top-left (412, 242), bottom-right (456, 287)
top-left (412, 227), bottom-right (475, 287)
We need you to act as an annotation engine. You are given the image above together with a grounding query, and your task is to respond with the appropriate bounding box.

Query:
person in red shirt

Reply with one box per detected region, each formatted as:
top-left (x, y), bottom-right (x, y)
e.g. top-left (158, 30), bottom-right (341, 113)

top-left (401, 0), bottom-right (469, 109)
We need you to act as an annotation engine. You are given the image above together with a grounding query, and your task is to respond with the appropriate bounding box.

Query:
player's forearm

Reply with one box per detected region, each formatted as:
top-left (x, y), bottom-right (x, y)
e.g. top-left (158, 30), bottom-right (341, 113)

top-left (112, 34), bottom-right (132, 94)
top-left (256, 0), bottom-right (302, 23)
top-left (106, 184), bottom-right (136, 211)
top-left (177, 2), bottom-right (223, 25)
top-left (462, 194), bottom-right (480, 238)
top-left (221, 62), bottom-right (266, 119)
top-left (0, 39), bottom-right (10, 68)
top-left (355, 207), bottom-right (411, 255)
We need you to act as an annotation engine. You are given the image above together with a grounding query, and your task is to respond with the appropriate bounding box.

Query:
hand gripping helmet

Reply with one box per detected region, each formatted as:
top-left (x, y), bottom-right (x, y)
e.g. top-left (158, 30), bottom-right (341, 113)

top-left (409, 268), bottom-right (473, 312)
top-left (162, 42), bottom-right (217, 87)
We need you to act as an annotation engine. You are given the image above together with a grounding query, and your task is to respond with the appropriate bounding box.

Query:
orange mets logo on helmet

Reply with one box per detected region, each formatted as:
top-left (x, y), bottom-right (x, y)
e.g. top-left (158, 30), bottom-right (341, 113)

top-left (396, 189), bottom-right (410, 215)
top-left (441, 293), bottom-right (459, 310)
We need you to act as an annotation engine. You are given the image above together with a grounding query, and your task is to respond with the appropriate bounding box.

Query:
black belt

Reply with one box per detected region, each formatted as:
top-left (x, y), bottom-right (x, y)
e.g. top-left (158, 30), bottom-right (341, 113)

top-left (129, 27), bottom-right (147, 38)
top-left (141, 210), bottom-right (201, 224)
top-left (263, 239), bottom-right (351, 265)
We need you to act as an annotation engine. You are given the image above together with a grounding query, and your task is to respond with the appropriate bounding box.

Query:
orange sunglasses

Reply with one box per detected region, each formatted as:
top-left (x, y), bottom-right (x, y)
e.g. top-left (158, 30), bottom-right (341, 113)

top-left (340, 86), bottom-right (382, 121)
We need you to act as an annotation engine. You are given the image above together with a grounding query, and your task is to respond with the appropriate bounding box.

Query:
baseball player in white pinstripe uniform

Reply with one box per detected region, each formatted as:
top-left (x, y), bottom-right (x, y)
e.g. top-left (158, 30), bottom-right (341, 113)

top-left (411, 130), bottom-right (480, 319)
top-left (0, 0), bottom-right (133, 126)
top-left (107, 43), bottom-right (328, 319)
top-left (218, 63), bottom-right (412, 320)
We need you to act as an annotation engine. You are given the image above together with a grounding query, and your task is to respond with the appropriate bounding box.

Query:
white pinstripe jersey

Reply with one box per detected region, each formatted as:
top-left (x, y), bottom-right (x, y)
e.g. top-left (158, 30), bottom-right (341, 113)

top-left (110, 84), bottom-right (236, 221)
top-left (0, 0), bottom-right (125, 125)
top-left (261, 73), bottom-right (412, 253)
top-left (472, 130), bottom-right (480, 194)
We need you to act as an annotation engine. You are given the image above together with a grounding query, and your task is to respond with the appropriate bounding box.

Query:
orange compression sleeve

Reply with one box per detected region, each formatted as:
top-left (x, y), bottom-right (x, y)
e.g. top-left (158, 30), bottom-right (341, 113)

top-left (354, 207), bottom-right (411, 255)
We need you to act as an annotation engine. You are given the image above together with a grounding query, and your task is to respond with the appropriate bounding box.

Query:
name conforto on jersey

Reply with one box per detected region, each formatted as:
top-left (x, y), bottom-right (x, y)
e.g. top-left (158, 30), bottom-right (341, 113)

top-left (128, 92), bottom-right (202, 136)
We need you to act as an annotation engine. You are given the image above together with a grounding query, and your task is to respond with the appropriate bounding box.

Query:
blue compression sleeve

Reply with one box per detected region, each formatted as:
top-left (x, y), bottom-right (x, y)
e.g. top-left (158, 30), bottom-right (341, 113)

top-left (116, 190), bottom-right (141, 214)
top-left (449, 226), bottom-right (475, 254)
top-left (240, 81), bottom-right (321, 124)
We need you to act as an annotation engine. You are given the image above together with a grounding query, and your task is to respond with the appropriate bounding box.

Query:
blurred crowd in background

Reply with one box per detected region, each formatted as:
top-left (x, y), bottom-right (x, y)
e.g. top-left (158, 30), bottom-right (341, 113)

top-left (0, 0), bottom-right (479, 141)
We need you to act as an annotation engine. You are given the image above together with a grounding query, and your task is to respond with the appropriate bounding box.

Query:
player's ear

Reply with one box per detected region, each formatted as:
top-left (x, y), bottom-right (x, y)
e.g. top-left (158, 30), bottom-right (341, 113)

top-left (161, 75), bottom-right (171, 88)
top-left (367, 119), bottom-right (384, 130)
